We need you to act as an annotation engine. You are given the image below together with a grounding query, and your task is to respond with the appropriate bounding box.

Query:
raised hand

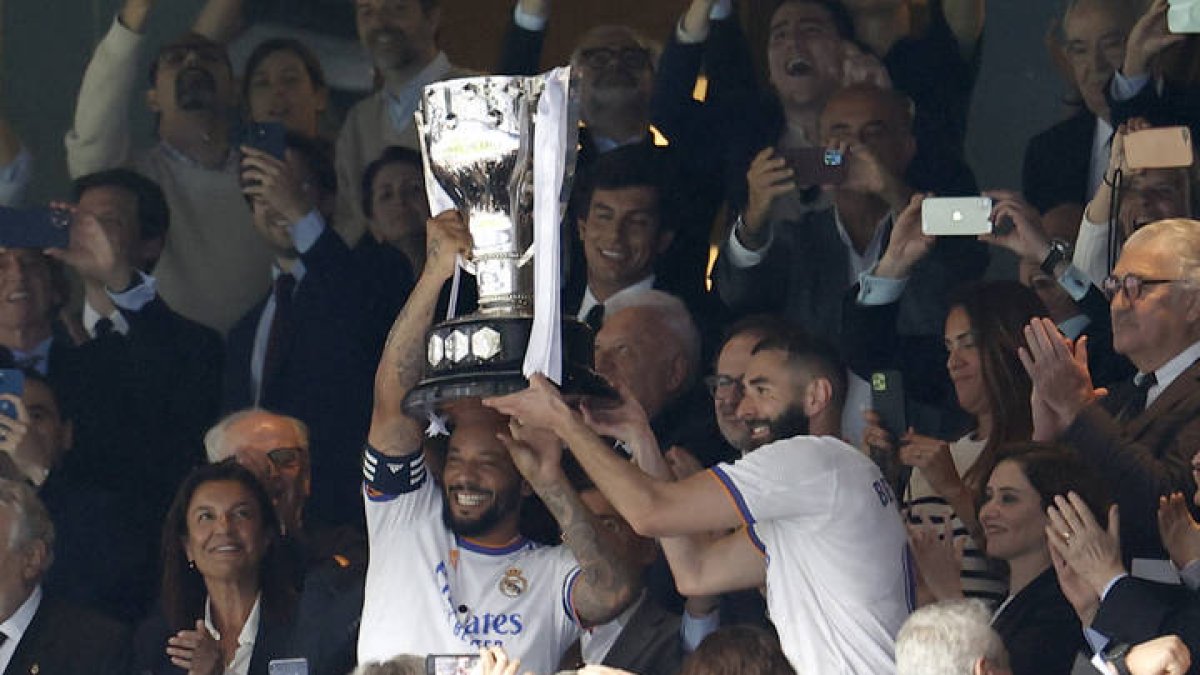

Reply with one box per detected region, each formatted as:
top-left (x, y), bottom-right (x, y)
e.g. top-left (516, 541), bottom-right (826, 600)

top-left (44, 203), bottom-right (134, 292)
top-left (1125, 634), bottom-right (1192, 675)
top-left (1158, 492), bottom-right (1200, 570)
top-left (898, 431), bottom-right (965, 502)
top-left (979, 190), bottom-right (1052, 264)
top-left (483, 372), bottom-right (575, 433)
top-left (741, 148), bottom-right (794, 248)
top-left (423, 210), bottom-right (473, 284)
top-left (907, 516), bottom-right (965, 602)
top-left (1050, 541), bottom-right (1099, 626)
top-left (1046, 494), bottom-right (1124, 594)
top-left (498, 420), bottom-right (564, 488)
top-left (240, 147), bottom-right (313, 226)
top-left (1018, 318), bottom-right (1104, 426)
top-left (875, 193), bottom-right (933, 279)
top-left (1123, 0), bottom-right (1188, 78)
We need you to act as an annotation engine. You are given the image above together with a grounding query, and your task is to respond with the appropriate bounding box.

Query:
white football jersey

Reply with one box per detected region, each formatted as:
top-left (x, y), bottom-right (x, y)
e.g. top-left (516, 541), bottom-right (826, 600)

top-left (358, 446), bottom-right (583, 675)
top-left (710, 435), bottom-right (912, 675)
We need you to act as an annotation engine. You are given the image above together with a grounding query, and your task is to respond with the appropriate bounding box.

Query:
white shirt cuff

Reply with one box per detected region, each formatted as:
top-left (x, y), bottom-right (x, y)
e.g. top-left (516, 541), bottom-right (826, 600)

top-left (1057, 264), bottom-right (1093, 303)
top-left (680, 608), bottom-right (720, 652)
top-left (724, 223), bottom-right (771, 268)
top-left (108, 270), bottom-right (157, 311)
top-left (1181, 559), bottom-right (1200, 591)
top-left (856, 268), bottom-right (907, 305)
top-left (710, 0), bottom-right (733, 20)
top-left (513, 4), bottom-right (548, 31)
top-left (1111, 71), bottom-right (1151, 102)
top-left (288, 210), bottom-right (326, 254)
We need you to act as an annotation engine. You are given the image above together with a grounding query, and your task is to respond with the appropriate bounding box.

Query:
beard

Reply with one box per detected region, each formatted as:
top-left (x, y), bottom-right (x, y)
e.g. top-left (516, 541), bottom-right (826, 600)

top-left (440, 483), bottom-right (521, 538)
top-left (747, 403), bottom-right (811, 451)
top-left (175, 67), bottom-right (218, 111)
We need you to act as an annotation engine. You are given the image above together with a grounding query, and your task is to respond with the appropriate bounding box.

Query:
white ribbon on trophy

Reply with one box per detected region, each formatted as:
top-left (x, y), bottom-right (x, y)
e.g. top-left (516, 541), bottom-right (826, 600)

top-left (522, 66), bottom-right (572, 385)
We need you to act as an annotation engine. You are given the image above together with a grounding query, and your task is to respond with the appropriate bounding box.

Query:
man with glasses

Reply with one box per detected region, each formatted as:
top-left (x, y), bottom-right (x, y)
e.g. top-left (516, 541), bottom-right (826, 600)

top-left (66, 0), bottom-right (275, 333)
top-left (1021, 218), bottom-right (1200, 564)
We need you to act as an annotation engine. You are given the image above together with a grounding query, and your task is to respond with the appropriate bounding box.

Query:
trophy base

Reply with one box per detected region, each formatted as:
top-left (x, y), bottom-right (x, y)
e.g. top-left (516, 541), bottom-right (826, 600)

top-left (402, 314), bottom-right (613, 419)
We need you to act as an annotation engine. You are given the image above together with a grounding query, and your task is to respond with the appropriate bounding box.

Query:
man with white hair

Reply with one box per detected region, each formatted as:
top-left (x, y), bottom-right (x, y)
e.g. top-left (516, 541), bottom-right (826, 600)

top-left (595, 290), bottom-right (728, 467)
top-left (896, 600), bottom-right (1011, 675)
top-left (205, 408), bottom-right (311, 538)
top-left (1023, 218), bottom-right (1200, 564)
top-left (0, 479), bottom-right (130, 674)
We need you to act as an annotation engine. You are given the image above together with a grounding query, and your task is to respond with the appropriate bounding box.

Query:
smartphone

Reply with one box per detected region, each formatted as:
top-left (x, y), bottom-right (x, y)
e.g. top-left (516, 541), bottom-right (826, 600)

top-left (0, 206), bottom-right (71, 249)
top-left (870, 370), bottom-right (911, 497)
top-left (242, 121), bottom-right (288, 160)
top-left (1168, 0), bottom-right (1200, 33)
top-left (425, 654), bottom-right (482, 675)
top-left (921, 196), bottom-right (993, 236)
top-left (1124, 126), bottom-right (1194, 169)
top-left (267, 659), bottom-right (309, 675)
top-left (0, 369), bottom-right (25, 420)
top-left (779, 147), bottom-right (847, 187)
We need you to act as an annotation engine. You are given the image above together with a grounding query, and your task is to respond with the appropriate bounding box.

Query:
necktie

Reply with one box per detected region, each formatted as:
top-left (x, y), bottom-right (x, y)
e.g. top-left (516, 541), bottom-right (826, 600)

top-left (263, 274), bottom-right (296, 388)
top-left (1120, 372), bottom-right (1158, 421)
top-left (584, 303), bottom-right (605, 332)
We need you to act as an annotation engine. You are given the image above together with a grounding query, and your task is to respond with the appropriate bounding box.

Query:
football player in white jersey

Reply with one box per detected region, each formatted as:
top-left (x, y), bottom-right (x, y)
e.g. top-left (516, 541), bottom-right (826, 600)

top-left (357, 210), bottom-right (640, 673)
top-left (486, 330), bottom-right (912, 674)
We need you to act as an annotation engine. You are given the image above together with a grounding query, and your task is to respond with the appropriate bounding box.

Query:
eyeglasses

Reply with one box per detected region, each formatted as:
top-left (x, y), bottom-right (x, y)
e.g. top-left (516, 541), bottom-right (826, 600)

top-left (265, 446), bottom-right (304, 469)
top-left (704, 374), bottom-right (744, 400)
top-left (1101, 273), bottom-right (1179, 302)
top-left (578, 47), bottom-right (652, 71)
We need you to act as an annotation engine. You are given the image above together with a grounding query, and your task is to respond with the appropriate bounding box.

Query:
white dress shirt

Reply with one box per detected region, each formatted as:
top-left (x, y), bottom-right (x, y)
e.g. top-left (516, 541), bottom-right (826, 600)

top-left (203, 593), bottom-right (261, 675)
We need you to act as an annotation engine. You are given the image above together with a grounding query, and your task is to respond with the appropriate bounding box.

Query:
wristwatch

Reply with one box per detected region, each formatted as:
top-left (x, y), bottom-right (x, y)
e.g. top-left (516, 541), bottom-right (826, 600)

top-left (1040, 238), bottom-right (1073, 276)
top-left (1102, 642), bottom-right (1133, 675)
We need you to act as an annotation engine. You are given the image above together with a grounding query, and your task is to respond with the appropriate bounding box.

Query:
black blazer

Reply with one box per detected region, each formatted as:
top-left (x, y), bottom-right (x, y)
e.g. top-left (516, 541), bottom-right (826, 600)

top-left (1062, 358), bottom-right (1200, 561)
top-left (1086, 576), bottom-right (1200, 675)
top-left (133, 600), bottom-right (297, 675)
top-left (224, 227), bottom-right (381, 530)
top-left (1022, 110), bottom-right (1097, 214)
top-left (601, 599), bottom-right (684, 675)
top-left (991, 568), bottom-right (1085, 675)
top-left (4, 597), bottom-right (131, 675)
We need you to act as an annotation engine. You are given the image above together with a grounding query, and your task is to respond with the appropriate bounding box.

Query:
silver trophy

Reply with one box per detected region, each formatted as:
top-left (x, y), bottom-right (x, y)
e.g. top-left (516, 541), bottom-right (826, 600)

top-left (403, 74), bottom-right (608, 417)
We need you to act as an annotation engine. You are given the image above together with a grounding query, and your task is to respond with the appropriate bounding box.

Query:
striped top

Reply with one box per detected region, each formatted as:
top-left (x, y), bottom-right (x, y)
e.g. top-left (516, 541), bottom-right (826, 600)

top-left (904, 434), bottom-right (1007, 605)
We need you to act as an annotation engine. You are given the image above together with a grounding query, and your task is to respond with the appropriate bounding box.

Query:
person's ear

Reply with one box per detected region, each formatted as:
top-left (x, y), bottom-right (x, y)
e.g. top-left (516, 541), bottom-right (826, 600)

top-left (146, 88), bottom-right (161, 114)
top-left (665, 352), bottom-right (689, 396)
top-left (803, 377), bottom-right (833, 417)
top-left (20, 540), bottom-right (49, 584)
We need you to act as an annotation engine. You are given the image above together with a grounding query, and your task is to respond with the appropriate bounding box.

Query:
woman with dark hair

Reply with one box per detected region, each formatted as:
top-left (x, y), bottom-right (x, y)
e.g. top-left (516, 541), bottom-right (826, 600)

top-left (976, 442), bottom-right (1111, 675)
top-left (244, 38), bottom-right (329, 138)
top-left (865, 277), bottom-right (1046, 606)
top-left (134, 460), bottom-right (297, 675)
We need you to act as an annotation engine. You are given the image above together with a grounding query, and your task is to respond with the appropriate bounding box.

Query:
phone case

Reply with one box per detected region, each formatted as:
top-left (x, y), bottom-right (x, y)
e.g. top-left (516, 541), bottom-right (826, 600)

top-left (1124, 126), bottom-right (1194, 170)
top-left (921, 197), bottom-right (993, 236)
top-left (1168, 0), bottom-right (1200, 33)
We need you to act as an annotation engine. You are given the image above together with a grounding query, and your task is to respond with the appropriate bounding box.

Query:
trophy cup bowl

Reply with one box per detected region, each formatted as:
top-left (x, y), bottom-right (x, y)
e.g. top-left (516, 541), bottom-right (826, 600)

top-left (402, 74), bottom-right (610, 419)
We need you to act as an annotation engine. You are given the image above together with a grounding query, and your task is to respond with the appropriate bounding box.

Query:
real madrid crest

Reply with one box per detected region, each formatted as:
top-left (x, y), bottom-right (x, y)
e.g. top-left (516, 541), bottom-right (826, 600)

top-left (499, 567), bottom-right (528, 598)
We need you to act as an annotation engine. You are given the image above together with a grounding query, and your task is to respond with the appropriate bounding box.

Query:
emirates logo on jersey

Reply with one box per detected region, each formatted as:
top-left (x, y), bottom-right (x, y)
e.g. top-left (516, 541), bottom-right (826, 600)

top-left (499, 567), bottom-right (528, 598)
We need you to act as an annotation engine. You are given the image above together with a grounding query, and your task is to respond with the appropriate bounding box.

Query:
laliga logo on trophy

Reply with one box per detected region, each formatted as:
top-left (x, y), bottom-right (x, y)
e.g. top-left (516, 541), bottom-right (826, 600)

top-left (403, 72), bottom-right (611, 419)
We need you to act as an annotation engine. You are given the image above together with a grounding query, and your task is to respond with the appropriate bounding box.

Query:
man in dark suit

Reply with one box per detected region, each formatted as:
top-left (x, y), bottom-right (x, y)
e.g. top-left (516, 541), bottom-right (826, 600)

top-left (227, 135), bottom-right (380, 530)
top-left (715, 83), bottom-right (986, 442)
top-left (0, 478), bottom-right (130, 675)
top-left (1024, 218), bottom-right (1200, 564)
top-left (0, 170), bottom-right (223, 569)
top-left (1021, 0), bottom-right (1137, 239)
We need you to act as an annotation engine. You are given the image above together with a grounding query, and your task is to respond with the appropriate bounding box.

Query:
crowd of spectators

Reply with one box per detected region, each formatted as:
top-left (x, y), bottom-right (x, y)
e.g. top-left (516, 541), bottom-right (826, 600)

top-left (0, 0), bottom-right (1198, 673)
